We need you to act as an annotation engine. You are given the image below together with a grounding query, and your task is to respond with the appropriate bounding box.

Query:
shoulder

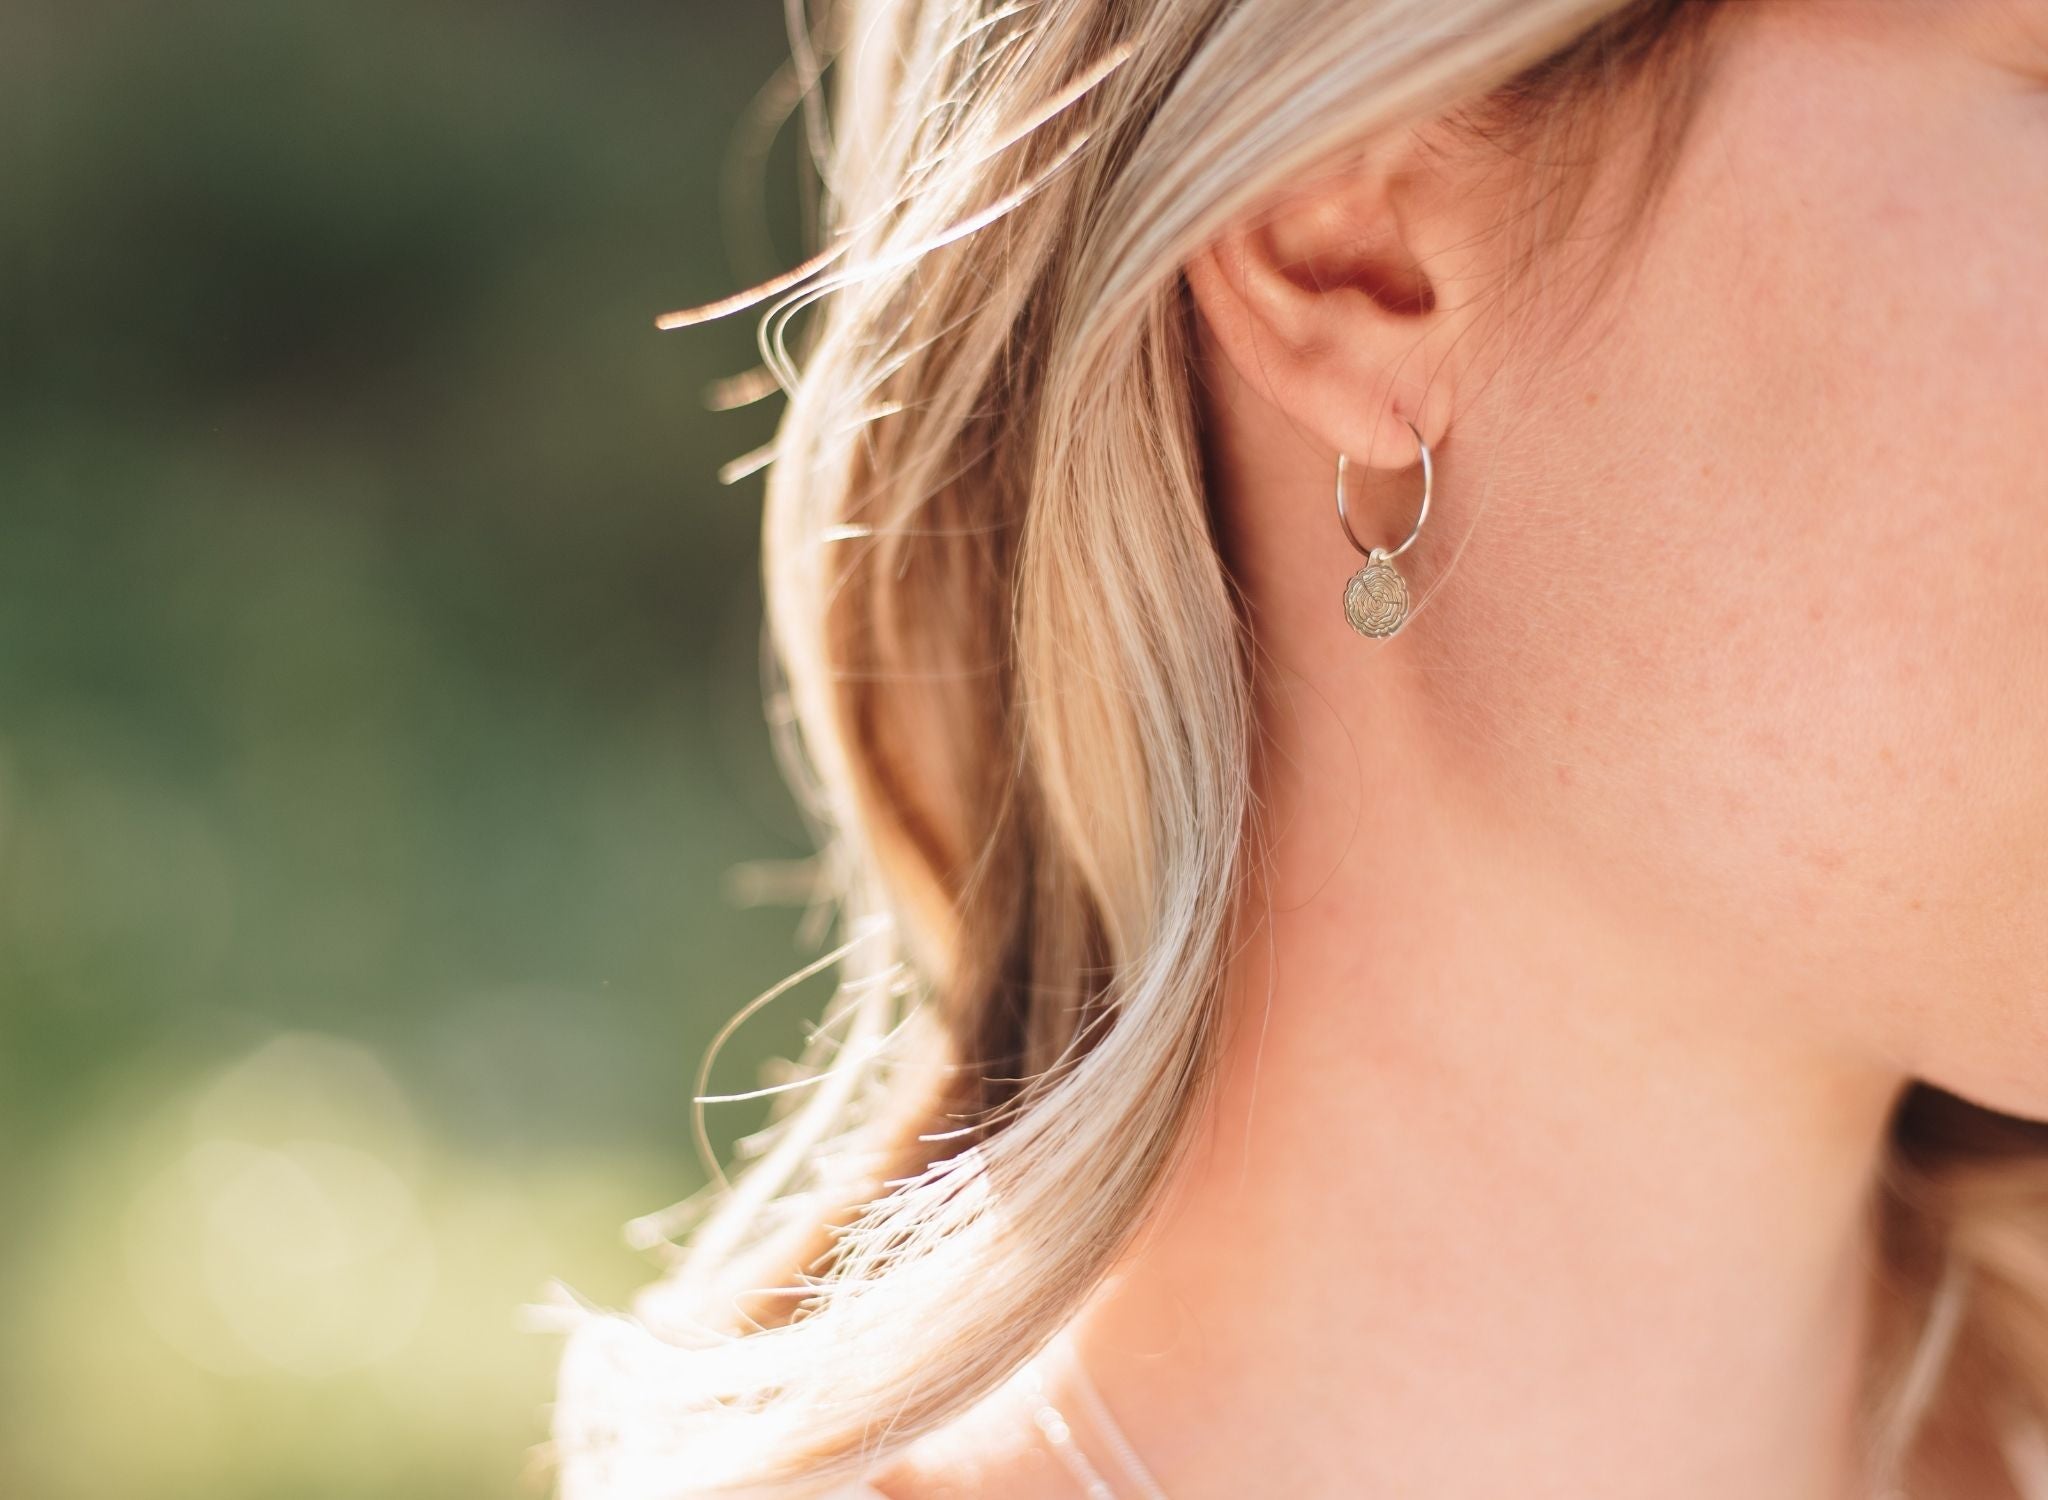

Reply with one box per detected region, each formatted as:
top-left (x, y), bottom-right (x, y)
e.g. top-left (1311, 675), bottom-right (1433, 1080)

top-left (808, 1365), bottom-right (1057, 1499)
top-left (812, 1453), bottom-right (924, 1499)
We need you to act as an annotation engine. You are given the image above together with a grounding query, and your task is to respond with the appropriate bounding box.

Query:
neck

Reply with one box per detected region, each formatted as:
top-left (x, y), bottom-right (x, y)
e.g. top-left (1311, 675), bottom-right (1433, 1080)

top-left (1058, 673), bottom-right (1908, 1500)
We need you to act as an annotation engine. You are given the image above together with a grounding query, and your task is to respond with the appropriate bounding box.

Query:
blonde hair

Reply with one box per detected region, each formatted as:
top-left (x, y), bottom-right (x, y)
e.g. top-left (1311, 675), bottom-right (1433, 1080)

top-left (538, 2), bottom-right (2048, 1495)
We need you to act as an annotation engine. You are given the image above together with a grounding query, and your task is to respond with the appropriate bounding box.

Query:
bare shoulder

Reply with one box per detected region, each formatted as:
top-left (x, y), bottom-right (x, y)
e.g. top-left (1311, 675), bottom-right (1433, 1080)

top-left (823, 1374), bottom-right (1072, 1500)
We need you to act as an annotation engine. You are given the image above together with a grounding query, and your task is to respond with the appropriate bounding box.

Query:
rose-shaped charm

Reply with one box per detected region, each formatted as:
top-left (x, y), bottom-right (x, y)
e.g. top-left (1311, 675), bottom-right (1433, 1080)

top-left (1343, 552), bottom-right (1410, 638)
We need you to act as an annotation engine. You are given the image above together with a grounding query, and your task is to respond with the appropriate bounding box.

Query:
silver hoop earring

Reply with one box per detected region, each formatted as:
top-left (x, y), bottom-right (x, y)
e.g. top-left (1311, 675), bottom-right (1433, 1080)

top-left (1335, 417), bottom-right (1432, 639)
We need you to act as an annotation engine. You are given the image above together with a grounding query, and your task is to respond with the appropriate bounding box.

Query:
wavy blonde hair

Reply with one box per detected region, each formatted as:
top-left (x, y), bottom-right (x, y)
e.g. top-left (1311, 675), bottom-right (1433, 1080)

top-left (539, 2), bottom-right (2048, 1495)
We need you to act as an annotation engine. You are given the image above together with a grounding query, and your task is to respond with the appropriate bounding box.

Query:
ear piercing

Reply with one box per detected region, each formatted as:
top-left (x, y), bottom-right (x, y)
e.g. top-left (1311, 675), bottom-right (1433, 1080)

top-left (1334, 417), bottom-right (1432, 639)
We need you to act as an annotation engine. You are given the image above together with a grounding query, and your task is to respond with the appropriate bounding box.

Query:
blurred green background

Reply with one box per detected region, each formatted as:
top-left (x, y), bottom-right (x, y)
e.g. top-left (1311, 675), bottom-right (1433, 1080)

top-left (1, 2), bottom-right (824, 1495)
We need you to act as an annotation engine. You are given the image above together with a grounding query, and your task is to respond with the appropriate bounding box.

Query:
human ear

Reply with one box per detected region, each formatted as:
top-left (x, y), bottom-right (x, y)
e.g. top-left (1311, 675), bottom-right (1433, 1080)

top-left (1182, 132), bottom-right (1487, 477)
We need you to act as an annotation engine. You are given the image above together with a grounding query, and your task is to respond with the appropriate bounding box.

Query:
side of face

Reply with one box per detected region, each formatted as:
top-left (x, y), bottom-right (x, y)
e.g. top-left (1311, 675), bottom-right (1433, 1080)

top-left (1188, 0), bottom-right (2048, 1115)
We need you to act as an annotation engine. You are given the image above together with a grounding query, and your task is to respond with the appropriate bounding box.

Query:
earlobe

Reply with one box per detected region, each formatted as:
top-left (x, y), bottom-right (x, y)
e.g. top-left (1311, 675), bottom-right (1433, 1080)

top-left (1182, 152), bottom-right (1470, 475)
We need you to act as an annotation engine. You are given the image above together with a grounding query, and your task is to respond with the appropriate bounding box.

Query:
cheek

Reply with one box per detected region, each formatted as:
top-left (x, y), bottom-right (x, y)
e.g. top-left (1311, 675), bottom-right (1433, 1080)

top-left (1416, 47), bottom-right (2048, 1103)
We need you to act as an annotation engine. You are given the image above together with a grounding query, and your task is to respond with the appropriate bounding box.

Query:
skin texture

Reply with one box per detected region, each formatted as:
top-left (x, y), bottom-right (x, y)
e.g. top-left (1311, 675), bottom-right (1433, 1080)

top-left (872, 2), bottom-right (2048, 1495)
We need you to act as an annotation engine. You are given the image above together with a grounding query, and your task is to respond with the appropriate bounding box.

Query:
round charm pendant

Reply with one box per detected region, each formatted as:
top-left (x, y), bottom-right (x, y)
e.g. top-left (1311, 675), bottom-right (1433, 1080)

top-left (1343, 552), bottom-right (1410, 638)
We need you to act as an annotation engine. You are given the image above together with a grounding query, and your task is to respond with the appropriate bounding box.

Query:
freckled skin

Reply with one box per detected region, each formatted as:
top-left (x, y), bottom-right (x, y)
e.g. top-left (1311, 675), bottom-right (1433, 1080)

top-left (1202, 0), bottom-right (2048, 1117)
top-left (1410, 0), bottom-right (2048, 1112)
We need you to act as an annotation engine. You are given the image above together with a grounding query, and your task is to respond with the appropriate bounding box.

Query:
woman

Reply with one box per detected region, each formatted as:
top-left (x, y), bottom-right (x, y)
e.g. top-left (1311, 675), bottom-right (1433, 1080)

top-left (541, 0), bottom-right (2048, 1495)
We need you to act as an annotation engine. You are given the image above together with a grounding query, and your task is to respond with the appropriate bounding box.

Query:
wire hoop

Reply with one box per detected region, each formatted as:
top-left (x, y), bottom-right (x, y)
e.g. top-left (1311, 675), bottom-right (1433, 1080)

top-left (1334, 416), bottom-right (1432, 563)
